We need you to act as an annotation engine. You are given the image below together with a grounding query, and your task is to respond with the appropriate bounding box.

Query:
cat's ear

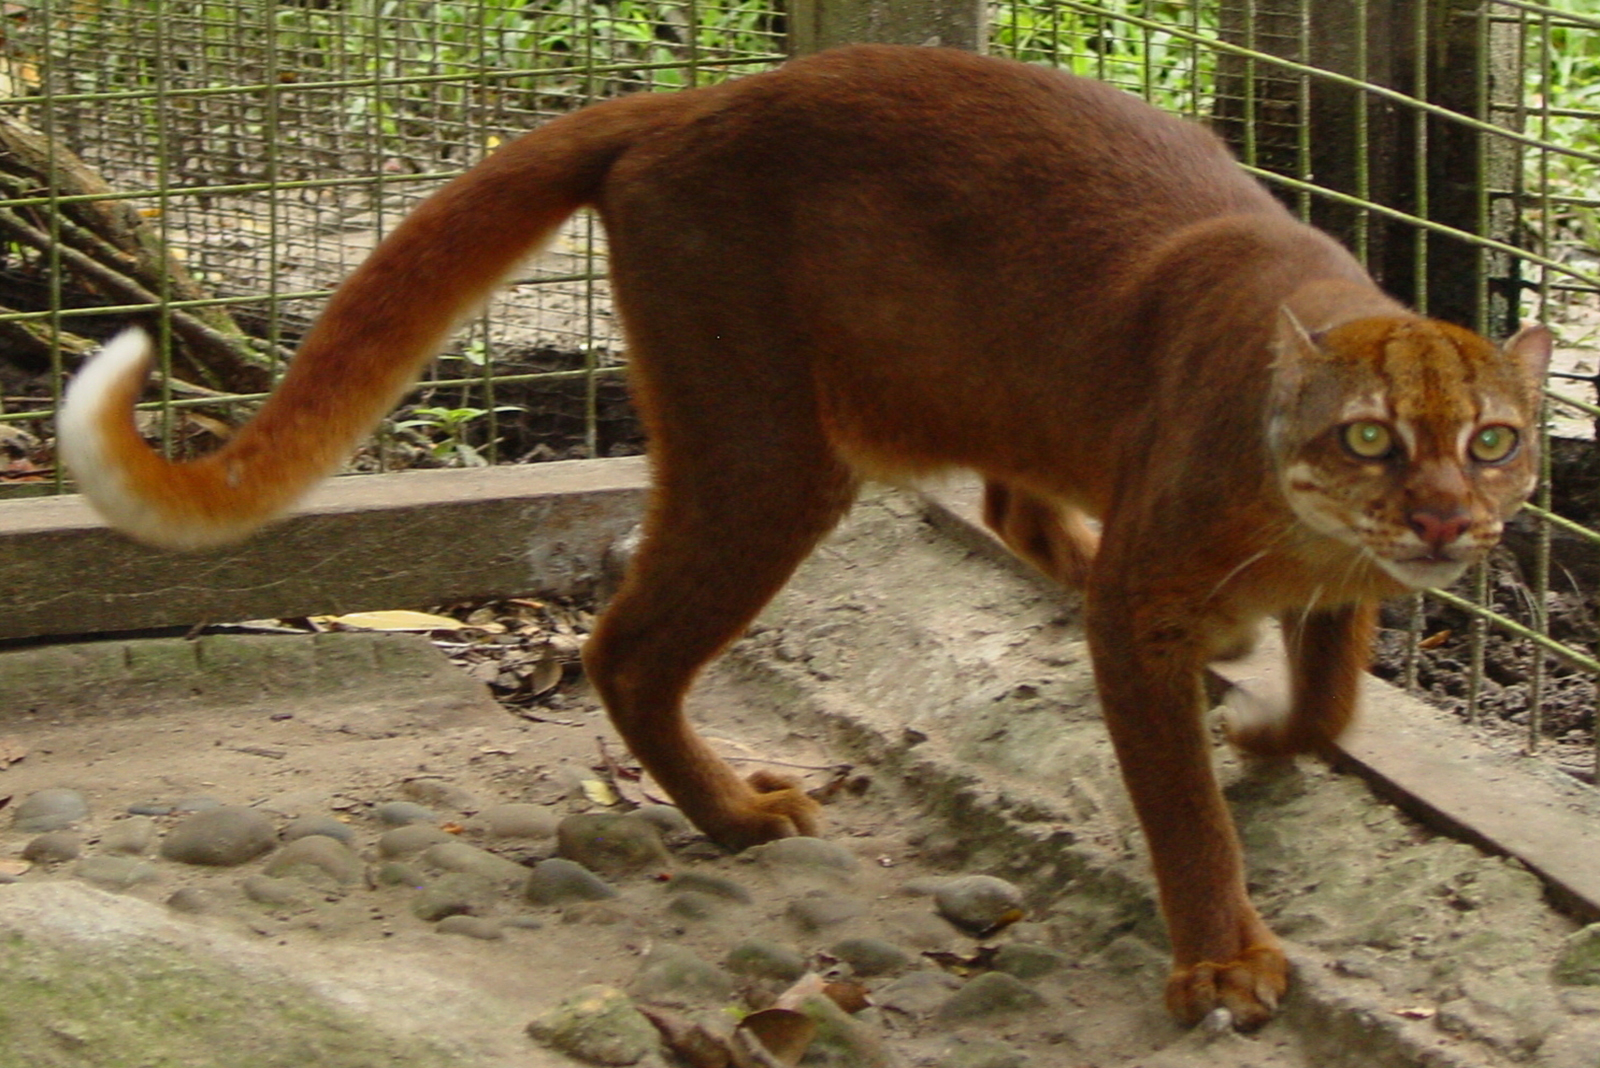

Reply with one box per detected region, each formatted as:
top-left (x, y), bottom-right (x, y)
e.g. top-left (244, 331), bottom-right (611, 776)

top-left (1502, 322), bottom-right (1552, 387)
top-left (1268, 306), bottom-right (1320, 406)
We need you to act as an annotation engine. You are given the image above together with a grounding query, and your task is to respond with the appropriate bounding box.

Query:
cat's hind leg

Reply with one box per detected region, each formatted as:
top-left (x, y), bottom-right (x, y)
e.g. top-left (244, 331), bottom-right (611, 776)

top-left (981, 480), bottom-right (1098, 589)
top-left (1226, 602), bottom-right (1376, 759)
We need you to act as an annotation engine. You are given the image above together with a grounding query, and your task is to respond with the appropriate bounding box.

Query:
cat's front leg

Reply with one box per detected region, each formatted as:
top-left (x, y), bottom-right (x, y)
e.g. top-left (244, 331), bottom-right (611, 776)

top-left (1085, 586), bottom-right (1289, 1029)
top-left (1226, 602), bottom-right (1376, 759)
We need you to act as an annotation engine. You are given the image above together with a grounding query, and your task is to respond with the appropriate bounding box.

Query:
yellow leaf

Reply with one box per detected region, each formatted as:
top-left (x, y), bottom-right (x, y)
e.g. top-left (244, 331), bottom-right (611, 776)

top-left (310, 610), bottom-right (463, 631)
top-left (581, 779), bottom-right (619, 806)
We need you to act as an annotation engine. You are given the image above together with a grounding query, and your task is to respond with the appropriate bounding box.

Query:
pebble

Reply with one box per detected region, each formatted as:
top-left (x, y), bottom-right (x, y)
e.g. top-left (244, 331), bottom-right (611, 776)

top-left (629, 943), bottom-right (735, 1005)
top-left (12, 788), bottom-right (90, 833)
top-left (725, 938), bottom-right (808, 982)
top-left (370, 862), bottom-right (426, 888)
top-left (526, 985), bottom-right (661, 1067)
top-left (992, 942), bottom-right (1069, 980)
top-left (422, 841), bottom-right (528, 887)
top-left (933, 875), bottom-right (1026, 935)
top-left (160, 806), bottom-right (277, 867)
top-left (400, 778), bottom-right (479, 812)
top-left (831, 937), bottom-right (912, 977)
top-left (665, 890), bottom-right (722, 921)
top-left (666, 871), bottom-right (753, 903)
top-left (633, 804), bottom-right (692, 836)
top-left (280, 815), bottom-right (356, 845)
top-left (879, 908), bottom-right (959, 951)
top-left (875, 972), bottom-right (963, 1017)
top-left (557, 813), bottom-right (671, 876)
top-left (165, 887), bottom-right (215, 914)
top-left (412, 872), bottom-right (498, 921)
top-left (468, 803), bottom-right (558, 840)
top-left (525, 858), bottom-right (618, 906)
top-left (22, 831), bottom-right (82, 864)
top-left (752, 837), bottom-right (860, 882)
top-left (75, 856), bottom-right (158, 890)
top-left (100, 816), bottom-right (158, 856)
top-left (794, 989), bottom-right (894, 1068)
top-left (789, 893), bottom-right (868, 932)
top-left (263, 835), bottom-right (365, 885)
top-left (241, 874), bottom-right (310, 907)
top-left (435, 914), bottom-right (504, 940)
top-left (934, 972), bottom-right (1048, 1020)
top-left (377, 824), bottom-right (456, 857)
top-left (373, 801), bottom-right (436, 827)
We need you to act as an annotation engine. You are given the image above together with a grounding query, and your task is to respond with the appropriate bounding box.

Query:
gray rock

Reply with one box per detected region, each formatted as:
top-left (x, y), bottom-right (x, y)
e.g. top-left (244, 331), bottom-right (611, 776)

top-left (264, 835), bottom-right (365, 885)
top-left (935, 972), bottom-right (1047, 1020)
top-left (422, 841), bottom-right (528, 887)
top-left (725, 939), bottom-right (808, 982)
top-left (875, 971), bottom-right (962, 1017)
top-left (527, 985), bottom-right (660, 1066)
top-left (371, 862), bottom-right (426, 888)
top-left (22, 830), bottom-right (82, 864)
top-left (280, 815), bottom-right (356, 845)
top-left (412, 873), bottom-right (499, 922)
top-left (12, 788), bottom-right (89, 833)
top-left (831, 937), bottom-right (912, 977)
top-left (666, 871), bottom-right (752, 904)
top-left (751, 837), bottom-right (859, 881)
top-left (74, 856), bottom-right (158, 890)
top-left (879, 908), bottom-right (959, 951)
top-left (630, 944), bottom-right (734, 1006)
top-left (789, 893), bottom-right (867, 932)
top-left (240, 874), bottom-right (310, 907)
top-left (664, 890), bottom-right (721, 921)
top-left (468, 803), bottom-right (558, 840)
top-left (934, 875), bottom-right (1025, 935)
top-left (374, 801), bottom-right (437, 827)
top-left (165, 887), bottom-right (216, 914)
top-left (160, 806), bottom-right (277, 867)
top-left (633, 804), bottom-right (692, 836)
top-left (400, 778), bottom-right (479, 812)
top-left (100, 816), bottom-right (158, 856)
top-left (794, 990), bottom-right (894, 1068)
top-left (991, 942), bottom-right (1069, 980)
top-left (557, 813), bottom-right (671, 876)
top-left (378, 824), bottom-right (456, 857)
top-left (1555, 923), bottom-right (1600, 986)
top-left (435, 915), bottom-right (504, 940)
top-left (526, 858), bottom-right (618, 906)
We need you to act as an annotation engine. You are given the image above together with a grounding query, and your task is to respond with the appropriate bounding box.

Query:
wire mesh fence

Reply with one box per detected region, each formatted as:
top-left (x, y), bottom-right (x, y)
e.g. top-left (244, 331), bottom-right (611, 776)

top-left (1, 2), bottom-right (1595, 776)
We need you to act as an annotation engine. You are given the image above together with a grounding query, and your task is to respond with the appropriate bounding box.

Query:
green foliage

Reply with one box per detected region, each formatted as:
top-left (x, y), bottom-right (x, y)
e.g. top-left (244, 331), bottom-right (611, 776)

top-left (394, 404), bottom-right (522, 466)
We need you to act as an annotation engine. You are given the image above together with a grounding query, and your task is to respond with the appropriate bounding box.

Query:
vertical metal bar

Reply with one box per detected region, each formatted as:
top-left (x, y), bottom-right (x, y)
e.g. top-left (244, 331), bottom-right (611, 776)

top-left (41, 0), bottom-right (65, 491)
top-left (1295, 0), bottom-right (1311, 220)
top-left (1242, 0), bottom-right (1258, 167)
top-left (1528, 5), bottom-right (1554, 754)
top-left (1354, 0), bottom-right (1371, 266)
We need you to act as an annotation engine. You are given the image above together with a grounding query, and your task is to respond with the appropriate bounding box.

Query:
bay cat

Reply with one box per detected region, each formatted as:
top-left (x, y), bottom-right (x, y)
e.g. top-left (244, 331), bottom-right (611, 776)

top-left (59, 45), bottom-right (1550, 1028)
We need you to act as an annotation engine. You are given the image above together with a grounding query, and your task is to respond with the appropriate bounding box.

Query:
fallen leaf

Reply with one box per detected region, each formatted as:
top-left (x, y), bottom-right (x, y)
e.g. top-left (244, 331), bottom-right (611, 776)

top-left (310, 609), bottom-right (464, 631)
top-left (733, 1008), bottom-right (815, 1068)
top-left (0, 858), bottom-right (29, 877)
top-left (1393, 1006), bottom-right (1437, 1020)
top-left (1418, 630), bottom-right (1453, 650)
top-left (528, 649), bottom-right (564, 697)
top-left (637, 1006), bottom-right (731, 1068)
top-left (581, 779), bottom-right (620, 806)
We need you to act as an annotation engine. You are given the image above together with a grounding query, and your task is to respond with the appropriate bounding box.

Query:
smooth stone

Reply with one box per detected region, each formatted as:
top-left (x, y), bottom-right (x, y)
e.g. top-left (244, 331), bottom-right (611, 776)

top-left (12, 788), bottom-right (89, 833)
top-left (933, 875), bottom-right (1026, 935)
top-left (435, 914), bottom-right (504, 940)
top-left (1556, 923), bottom-right (1600, 986)
top-left (666, 870), bottom-right (753, 904)
top-left (880, 908), bottom-right (959, 951)
top-left (22, 831), bottom-right (82, 864)
top-left (75, 856), bottom-right (158, 890)
top-left (240, 874), bottom-right (310, 907)
top-left (556, 813), bottom-right (671, 876)
top-left (936, 1035), bottom-right (1030, 1068)
top-left (468, 803), bottom-right (558, 840)
top-left (527, 985), bottom-right (661, 1067)
top-left (525, 858), bottom-right (618, 906)
top-left (992, 942), bottom-right (1069, 980)
top-left (400, 779), bottom-right (478, 812)
top-left (665, 890), bottom-right (721, 921)
top-left (100, 817), bottom-right (158, 856)
top-left (160, 807), bottom-right (277, 867)
top-left (633, 804), bottom-right (693, 836)
top-left (412, 873), bottom-right (498, 921)
top-left (377, 824), bottom-right (456, 857)
top-left (374, 801), bottom-right (436, 827)
top-left (280, 815), bottom-right (356, 845)
top-left (934, 972), bottom-right (1048, 1020)
top-left (789, 893), bottom-right (867, 932)
top-left (725, 939), bottom-right (807, 982)
top-left (263, 835), bottom-right (365, 885)
top-left (875, 972), bottom-right (962, 1017)
top-left (371, 862), bottom-right (427, 888)
top-left (421, 841), bottom-right (528, 886)
top-left (165, 887), bottom-right (215, 914)
top-left (831, 937), bottom-right (912, 977)
top-left (794, 990), bottom-right (893, 1068)
top-left (751, 837), bottom-right (859, 881)
top-left (629, 944), bottom-right (734, 1005)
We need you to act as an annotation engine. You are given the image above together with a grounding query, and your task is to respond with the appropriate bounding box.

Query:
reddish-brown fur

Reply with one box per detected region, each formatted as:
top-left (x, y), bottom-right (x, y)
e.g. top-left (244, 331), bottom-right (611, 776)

top-left (61, 46), bottom-right (1550, 1029)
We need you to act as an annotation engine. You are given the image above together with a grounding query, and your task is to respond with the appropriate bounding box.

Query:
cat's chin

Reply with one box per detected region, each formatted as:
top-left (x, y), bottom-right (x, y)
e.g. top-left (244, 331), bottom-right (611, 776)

top-left (1377, 556), bottom-right (1472, 591)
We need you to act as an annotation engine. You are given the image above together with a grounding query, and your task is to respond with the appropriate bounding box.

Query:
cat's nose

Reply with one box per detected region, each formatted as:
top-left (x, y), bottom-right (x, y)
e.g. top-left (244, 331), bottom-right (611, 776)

top-left (1408, 508), bottom-right (1471, 550)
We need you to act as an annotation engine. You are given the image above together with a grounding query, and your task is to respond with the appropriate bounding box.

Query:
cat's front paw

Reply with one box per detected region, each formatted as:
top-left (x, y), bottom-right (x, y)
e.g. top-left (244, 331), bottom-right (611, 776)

top-left (1165, 945), bottom-right (1289, 1031)
top-left (702, 770), bottom-right (822, 851)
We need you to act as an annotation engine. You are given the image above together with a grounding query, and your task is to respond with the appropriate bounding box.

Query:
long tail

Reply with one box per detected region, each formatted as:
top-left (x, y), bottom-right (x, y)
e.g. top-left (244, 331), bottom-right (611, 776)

top-left (58, 90), bottom-right (687, 550)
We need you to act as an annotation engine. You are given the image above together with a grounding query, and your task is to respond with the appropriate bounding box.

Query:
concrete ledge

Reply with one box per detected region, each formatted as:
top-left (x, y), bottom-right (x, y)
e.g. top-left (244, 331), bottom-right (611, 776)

top-left (0, 457), bottom-right (650, 642)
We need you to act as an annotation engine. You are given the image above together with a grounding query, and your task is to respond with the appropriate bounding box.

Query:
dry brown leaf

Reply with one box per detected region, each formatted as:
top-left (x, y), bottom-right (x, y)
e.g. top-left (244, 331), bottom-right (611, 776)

top-left (733, 1008), bottom-right (815, 1068)
top-left (310, 609), bottom-right (464, 632)
top-left (1418, 630), bottom-right (1453, 650)
top-left (637, 1006), bottom-right (732, 1068)
top-left (528, 649), bottom-right (564, 697)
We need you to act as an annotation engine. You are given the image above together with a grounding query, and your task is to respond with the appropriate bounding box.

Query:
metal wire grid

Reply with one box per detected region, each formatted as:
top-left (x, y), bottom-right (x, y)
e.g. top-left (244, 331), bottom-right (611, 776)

top-left (990, 0), bottom-right (1600, 776)
top-left (0, 0), bottom-right (786, 458)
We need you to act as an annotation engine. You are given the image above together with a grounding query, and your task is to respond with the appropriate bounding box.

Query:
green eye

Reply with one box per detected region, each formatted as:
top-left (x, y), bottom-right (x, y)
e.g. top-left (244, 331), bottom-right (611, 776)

top-left (1342, 421), bottom-right (1395, 460)
top-left (1470, 424), bottom-right (1519, 464)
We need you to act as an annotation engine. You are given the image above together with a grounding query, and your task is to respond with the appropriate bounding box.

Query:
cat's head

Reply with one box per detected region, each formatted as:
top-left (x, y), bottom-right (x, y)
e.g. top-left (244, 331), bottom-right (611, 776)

top-left (1267, 311), bottom-right (1551, 591)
